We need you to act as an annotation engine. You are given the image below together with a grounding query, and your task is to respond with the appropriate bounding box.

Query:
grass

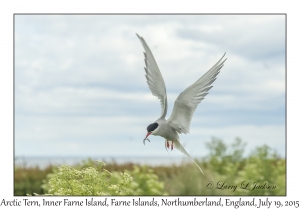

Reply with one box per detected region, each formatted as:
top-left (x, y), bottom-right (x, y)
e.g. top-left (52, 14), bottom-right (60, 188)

top-left (14, 138), bottom-right (286, 196)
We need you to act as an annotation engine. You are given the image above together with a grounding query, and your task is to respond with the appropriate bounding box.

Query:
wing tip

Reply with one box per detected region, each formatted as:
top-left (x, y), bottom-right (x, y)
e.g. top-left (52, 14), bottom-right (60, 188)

top-left (222, 52), bottom-right (227, 62)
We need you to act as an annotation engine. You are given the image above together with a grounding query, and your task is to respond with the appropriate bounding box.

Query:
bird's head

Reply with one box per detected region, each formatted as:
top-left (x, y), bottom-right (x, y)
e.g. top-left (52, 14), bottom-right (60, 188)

top-left (143, 122), bottom-right (158, 145)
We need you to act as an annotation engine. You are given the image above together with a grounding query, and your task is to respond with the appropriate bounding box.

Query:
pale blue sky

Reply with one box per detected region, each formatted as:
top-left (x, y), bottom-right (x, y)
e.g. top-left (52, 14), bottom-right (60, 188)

top-left (15, 15), bottom-right (285, 158)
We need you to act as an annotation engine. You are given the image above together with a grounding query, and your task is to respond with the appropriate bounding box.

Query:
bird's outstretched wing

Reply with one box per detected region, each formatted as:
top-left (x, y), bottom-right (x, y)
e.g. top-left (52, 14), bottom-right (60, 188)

top-left (173, 140), bottom-right (204, 175)
top-left (167, 53), bottom-right (226, 134)
top-left (136, 33), bottom-right (168, 119)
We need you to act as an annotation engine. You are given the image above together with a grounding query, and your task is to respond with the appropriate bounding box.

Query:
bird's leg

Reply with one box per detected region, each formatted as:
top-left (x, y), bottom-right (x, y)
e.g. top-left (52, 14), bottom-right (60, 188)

top-left (171, 141), bottom-right (174, 150)
top-left (166, 141), bottom-right (170, 149)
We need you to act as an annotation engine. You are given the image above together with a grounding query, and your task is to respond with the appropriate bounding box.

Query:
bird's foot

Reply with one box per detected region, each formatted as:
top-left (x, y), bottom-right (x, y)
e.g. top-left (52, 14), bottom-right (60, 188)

top-left (166, 141), bottom-right (170, 149)
top-left (166, 141), bottom-right (174, 150)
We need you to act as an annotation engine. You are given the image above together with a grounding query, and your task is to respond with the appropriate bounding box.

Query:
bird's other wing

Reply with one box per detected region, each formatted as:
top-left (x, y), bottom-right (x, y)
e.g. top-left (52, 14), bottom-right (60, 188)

top-left (136, 33), bottom-right (168, 119)
top-left (167, 53), bottom-right (226, 134)
top-left (173, 140), bottom-right (204, 175)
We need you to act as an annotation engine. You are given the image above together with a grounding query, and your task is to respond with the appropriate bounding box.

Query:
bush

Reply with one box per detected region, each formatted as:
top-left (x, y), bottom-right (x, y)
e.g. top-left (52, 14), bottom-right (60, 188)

top-left (15, 137), bottom-right (286, 196)
top-left (124, 166), bottom-right (167, 195)
top-left (44, 161), bottom-right (132, 195)
top-left (14, 164), bottom-right (54, 196)
top-left (42, 161), bottom-right (167, 196)
top-left (161, 137), bottom-right (286, 196)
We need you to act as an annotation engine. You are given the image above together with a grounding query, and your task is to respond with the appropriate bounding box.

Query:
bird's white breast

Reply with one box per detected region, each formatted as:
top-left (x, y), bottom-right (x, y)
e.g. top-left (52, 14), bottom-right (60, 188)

top-left (153, 118), bottom-right (179, 141)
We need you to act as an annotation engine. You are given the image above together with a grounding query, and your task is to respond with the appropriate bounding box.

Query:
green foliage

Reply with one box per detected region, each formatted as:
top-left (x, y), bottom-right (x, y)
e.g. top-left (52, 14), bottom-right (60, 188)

top-left (14, 137), bottom-right (286, 196)
top-left (162, 137), bottom-right (286, 195)
top-left (205, 137), bottom-right (246, 177)
top-left (233, 145), bottom-right (286, 195)
top-left (42, 161), bottom-right (167, 196)
top-left (14, 164), bottom-right (54, 196)
top-left (124, 166), bottom-right (167, 195)
top-left (43, 161), bottom-right (132, 195)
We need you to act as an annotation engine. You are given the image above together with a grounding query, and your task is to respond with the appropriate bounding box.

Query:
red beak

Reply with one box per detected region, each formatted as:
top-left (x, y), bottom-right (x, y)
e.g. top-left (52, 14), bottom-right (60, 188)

top-left (144, 132), bottom-right (152, 140)
top-left (143, 132), bottom-right (152, 145)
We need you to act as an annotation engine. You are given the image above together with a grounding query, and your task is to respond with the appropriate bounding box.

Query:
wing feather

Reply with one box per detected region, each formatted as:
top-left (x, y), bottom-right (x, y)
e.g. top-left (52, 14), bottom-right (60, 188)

top-left (167, 53), bottom-right (226, 134)
top-left (136, 33), bottom-right (168, 118)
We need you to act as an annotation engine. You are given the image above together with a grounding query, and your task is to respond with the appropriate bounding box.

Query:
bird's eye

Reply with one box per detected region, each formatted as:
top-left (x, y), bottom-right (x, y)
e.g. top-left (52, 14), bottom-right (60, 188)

top-left (147, 123), bottom-right (158, 132)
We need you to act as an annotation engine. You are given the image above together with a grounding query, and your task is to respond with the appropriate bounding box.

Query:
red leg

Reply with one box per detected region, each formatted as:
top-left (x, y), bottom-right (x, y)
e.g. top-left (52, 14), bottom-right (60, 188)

top-left (167, 141), bottom-right (170, 149)
top-left (171, 141), bottom-right (174, 150)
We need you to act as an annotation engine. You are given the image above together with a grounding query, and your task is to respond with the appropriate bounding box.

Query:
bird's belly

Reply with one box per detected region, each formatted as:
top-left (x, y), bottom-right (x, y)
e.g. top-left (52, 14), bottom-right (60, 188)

top-left (156, 126), bottom-right (179, 141)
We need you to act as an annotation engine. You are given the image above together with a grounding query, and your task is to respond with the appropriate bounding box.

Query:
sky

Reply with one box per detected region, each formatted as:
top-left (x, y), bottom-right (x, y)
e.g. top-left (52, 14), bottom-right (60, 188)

top-left (14, 15), bottom-right (285, 159)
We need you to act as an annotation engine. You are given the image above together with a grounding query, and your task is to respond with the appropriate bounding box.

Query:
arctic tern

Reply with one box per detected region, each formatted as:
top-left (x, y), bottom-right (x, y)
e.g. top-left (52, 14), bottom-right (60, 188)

top-left (136, 33), bottom-right (226, 175)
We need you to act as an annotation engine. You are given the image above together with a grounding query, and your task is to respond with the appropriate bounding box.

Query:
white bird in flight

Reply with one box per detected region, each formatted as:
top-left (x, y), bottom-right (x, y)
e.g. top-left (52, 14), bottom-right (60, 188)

top-left (136, 33), bottom-right (226, 175)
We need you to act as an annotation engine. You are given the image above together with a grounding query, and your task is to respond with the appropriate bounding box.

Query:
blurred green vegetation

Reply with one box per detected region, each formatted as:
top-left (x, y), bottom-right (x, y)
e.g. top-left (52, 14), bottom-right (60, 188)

top-left (160, 137), bottom-right (285, 195)
top-left (43, 162), bottom-right (134, 195)
top-left (40, 161), bottom-right (166, 196)
top-left (14, 137), bottom-right (286, 196)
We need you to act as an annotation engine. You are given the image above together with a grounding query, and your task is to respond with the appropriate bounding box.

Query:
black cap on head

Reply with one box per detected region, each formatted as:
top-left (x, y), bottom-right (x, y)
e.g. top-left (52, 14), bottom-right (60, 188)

top-left (147, 123), bottom-right (158, 132)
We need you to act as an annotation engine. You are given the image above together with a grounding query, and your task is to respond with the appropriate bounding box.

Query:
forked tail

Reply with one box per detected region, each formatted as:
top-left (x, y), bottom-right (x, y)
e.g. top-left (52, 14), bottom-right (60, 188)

top-left (173, 140), bottom-right (204, 175)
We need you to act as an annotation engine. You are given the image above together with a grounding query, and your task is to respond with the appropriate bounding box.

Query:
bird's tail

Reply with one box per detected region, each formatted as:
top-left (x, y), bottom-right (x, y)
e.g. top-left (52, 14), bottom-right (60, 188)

top-left (173, 140), bottom-right (204, 175)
